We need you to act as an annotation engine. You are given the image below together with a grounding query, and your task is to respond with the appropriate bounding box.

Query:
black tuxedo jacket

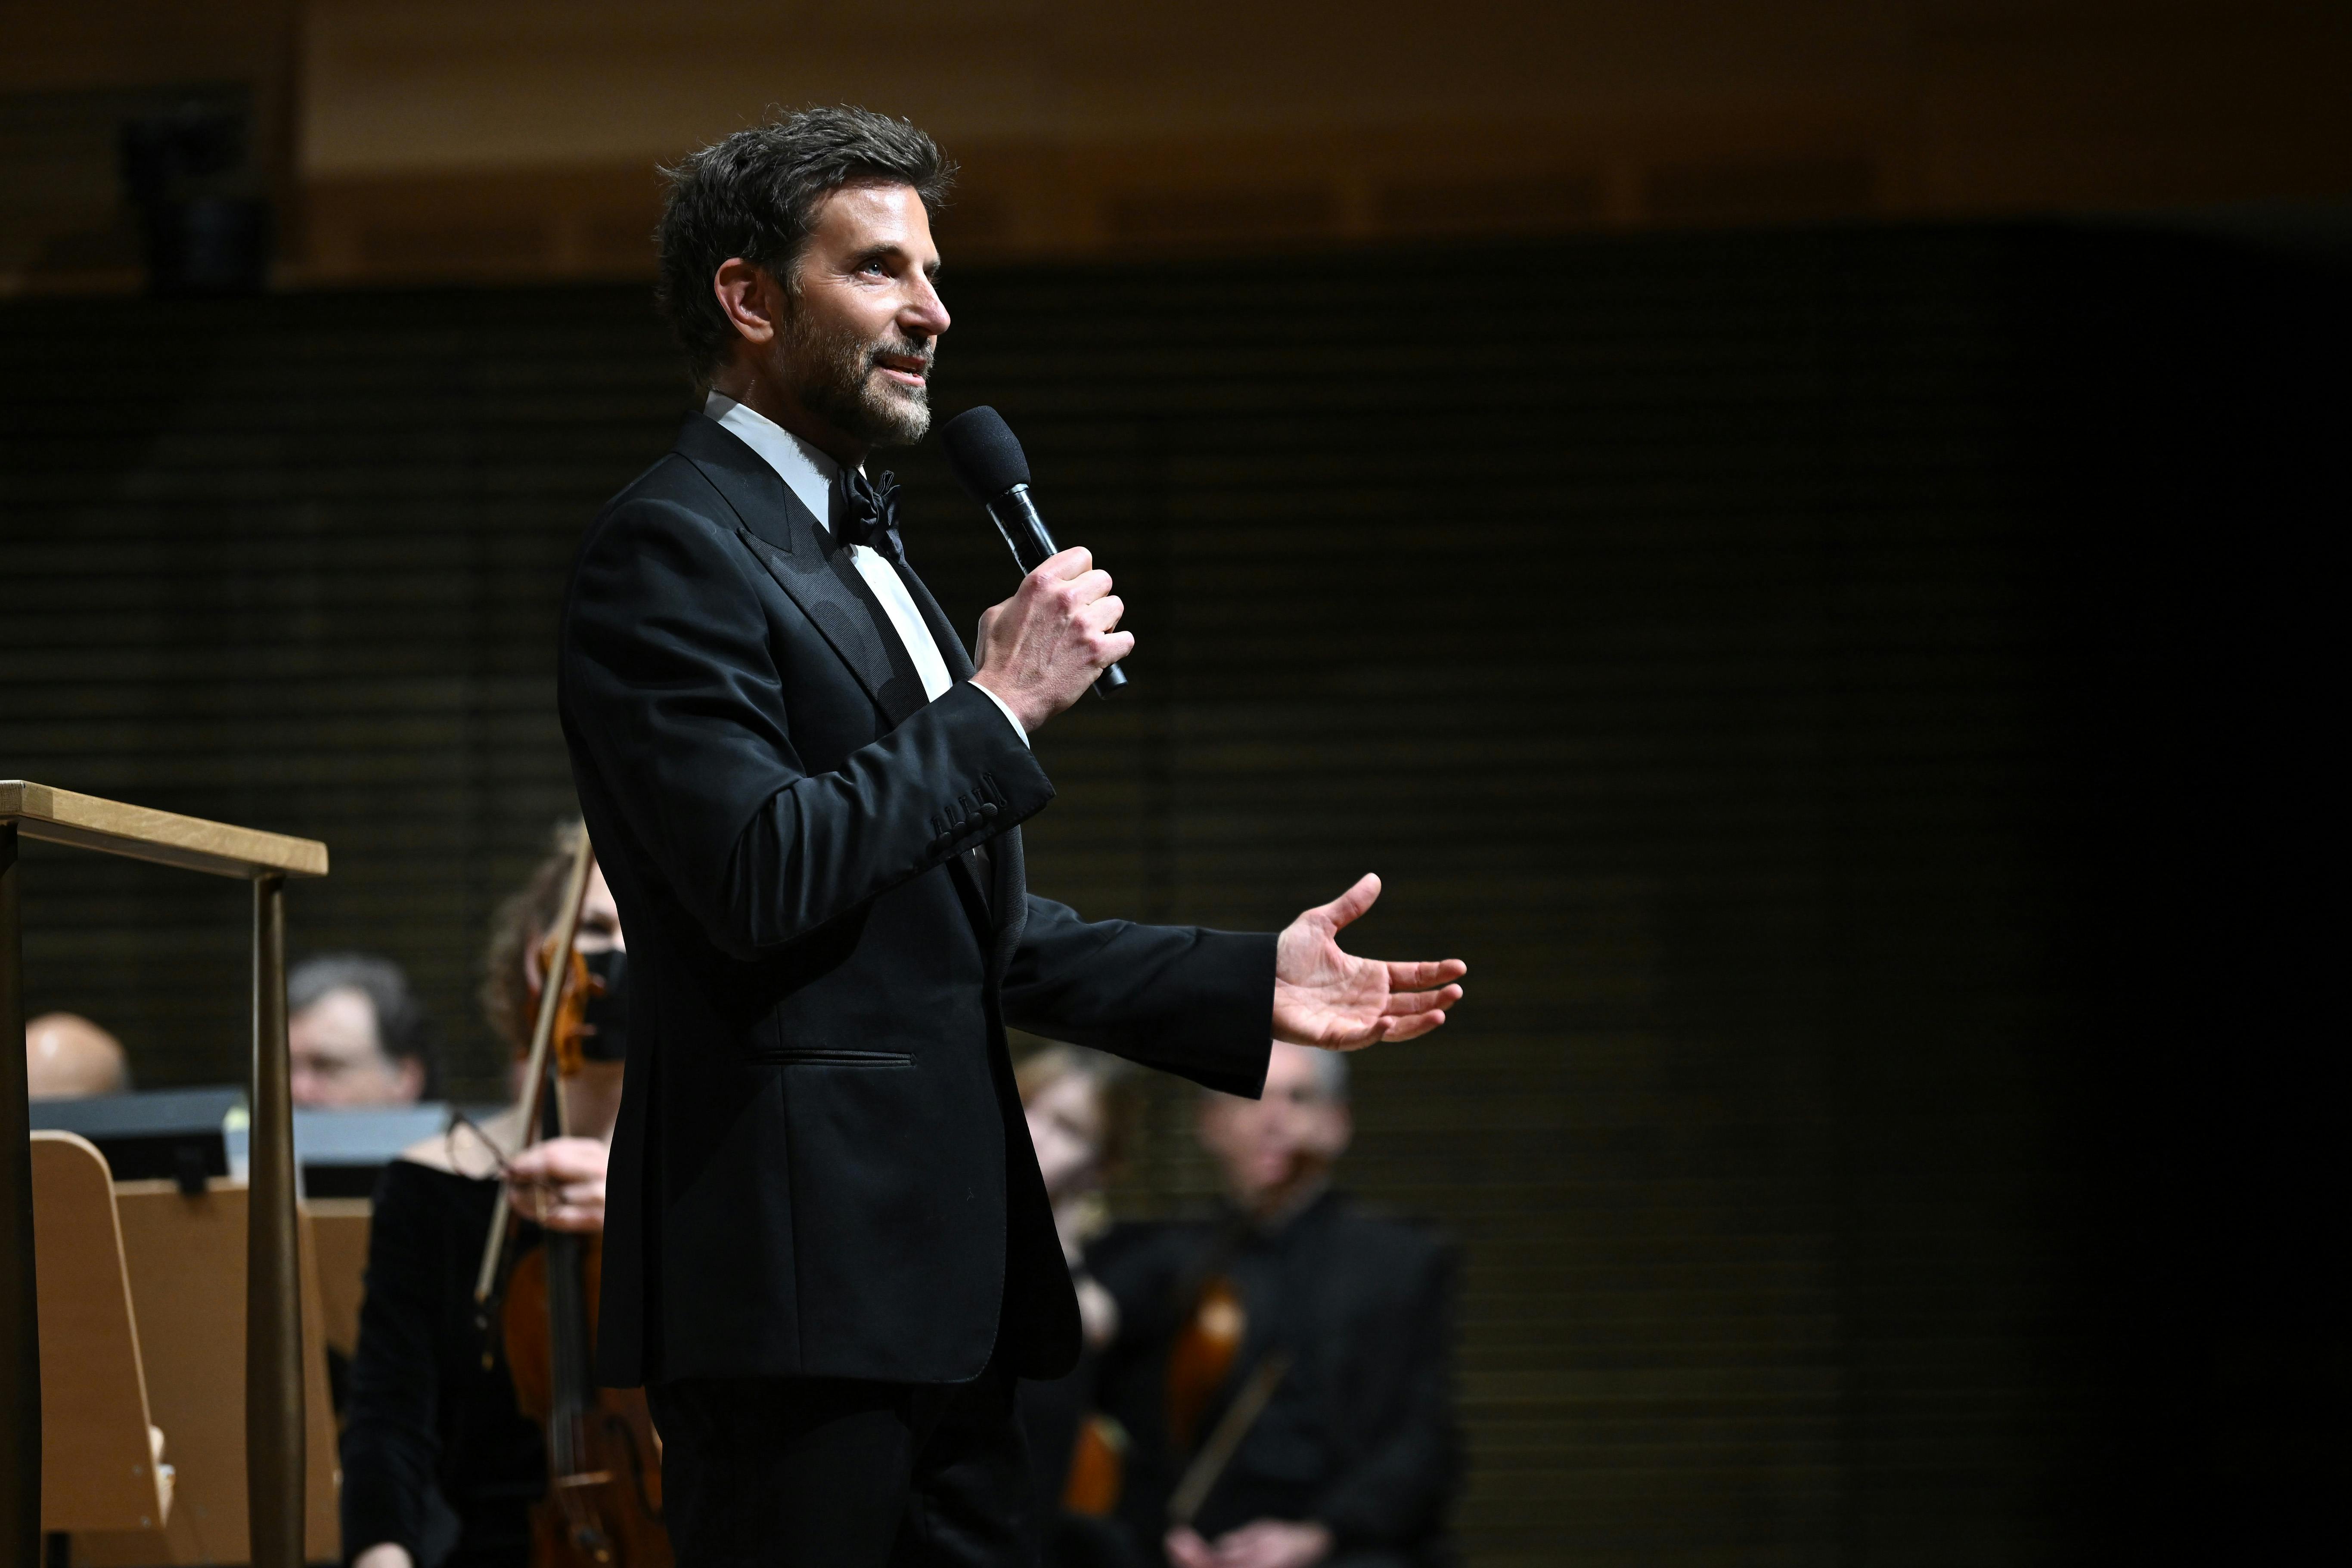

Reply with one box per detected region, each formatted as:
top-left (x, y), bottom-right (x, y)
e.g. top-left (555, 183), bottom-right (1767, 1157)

top-left (559, 413), bottom-right (1273, 1388)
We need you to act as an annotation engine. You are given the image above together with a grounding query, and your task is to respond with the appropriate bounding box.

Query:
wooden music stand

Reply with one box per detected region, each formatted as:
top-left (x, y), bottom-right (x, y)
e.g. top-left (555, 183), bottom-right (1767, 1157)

top-left (73, 1178), bottom-right (340, 1566)
top-left (305, 1199), bottom-right (374, 1370)
top-left (2, 781), bottom-right (329, 1568)
top-left (30, 1133), bottom-right (170, 1538)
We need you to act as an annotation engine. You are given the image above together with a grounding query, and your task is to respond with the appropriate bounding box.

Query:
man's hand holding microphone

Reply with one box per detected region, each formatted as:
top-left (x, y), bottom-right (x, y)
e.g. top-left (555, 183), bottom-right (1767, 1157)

top-left (971, 546), bottom-right (1130, 733)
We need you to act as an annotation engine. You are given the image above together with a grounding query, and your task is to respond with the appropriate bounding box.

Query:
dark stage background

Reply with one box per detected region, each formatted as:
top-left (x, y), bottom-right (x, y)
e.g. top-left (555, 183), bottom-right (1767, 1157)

top-left (2, 224), bottom-right (2343, 1562)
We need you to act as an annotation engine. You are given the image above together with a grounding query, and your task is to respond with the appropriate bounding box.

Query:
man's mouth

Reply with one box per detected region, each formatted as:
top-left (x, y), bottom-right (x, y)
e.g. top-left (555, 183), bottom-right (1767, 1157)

top-left (871, 350), bottom-right (931, 390)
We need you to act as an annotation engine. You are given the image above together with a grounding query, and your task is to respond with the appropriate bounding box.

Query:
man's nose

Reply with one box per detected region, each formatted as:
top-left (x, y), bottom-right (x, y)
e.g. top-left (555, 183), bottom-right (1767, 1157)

top-left (903, 276), bottom-right (949, 337)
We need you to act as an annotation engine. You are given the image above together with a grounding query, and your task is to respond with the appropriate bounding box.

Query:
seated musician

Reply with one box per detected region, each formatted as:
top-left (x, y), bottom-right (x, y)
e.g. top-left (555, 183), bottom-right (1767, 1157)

top-left (341, 830), bottom-right (625, 1568)
top-left (1091, 1043), bottom-right (1461, 1568)
top-left (287, 952), bottom-right (438, 1108)
top-left (24, 1010), bottom-right (130, 1098)
top-left (1017, 1046), bottom-right (1144, 1565)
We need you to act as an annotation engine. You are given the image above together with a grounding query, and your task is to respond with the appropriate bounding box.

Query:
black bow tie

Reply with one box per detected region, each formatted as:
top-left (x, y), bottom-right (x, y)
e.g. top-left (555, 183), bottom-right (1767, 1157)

top-left (835, 467), bottom-right (908, 569)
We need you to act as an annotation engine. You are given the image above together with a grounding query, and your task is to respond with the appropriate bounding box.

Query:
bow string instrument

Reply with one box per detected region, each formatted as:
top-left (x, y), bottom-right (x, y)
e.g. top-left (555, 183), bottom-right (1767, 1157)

top-left (472, 829), bottom-right (667, 1568)
top-left (1161, 1250), bottom-right (1291, 1532)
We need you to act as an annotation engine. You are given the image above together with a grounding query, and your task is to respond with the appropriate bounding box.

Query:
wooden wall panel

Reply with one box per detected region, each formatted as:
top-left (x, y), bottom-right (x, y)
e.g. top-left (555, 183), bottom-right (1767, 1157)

top-left (1, 226), bottom-right (2341, 1562)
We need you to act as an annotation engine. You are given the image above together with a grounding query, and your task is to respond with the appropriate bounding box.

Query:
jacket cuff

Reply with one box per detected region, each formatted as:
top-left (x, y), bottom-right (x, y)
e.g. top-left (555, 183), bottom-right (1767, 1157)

top-left (917, 684), bottom-right (1055, 861)
top-left (1185, 930), bottom-right (1276, 1098)
top-left (964, 679), bottom-right (1030, 747)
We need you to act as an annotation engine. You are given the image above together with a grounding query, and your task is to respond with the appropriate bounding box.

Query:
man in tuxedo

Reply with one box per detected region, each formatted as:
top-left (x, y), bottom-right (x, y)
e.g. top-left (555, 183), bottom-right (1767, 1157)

top-left (559, 107), bottom-right (1465, 1566)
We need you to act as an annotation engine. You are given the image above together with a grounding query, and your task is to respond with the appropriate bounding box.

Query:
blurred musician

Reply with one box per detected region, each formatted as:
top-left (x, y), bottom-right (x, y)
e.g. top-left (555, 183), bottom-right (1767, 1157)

top-left (341, 828), bottom-right (627, 1568)
top-left (1095, 1044), bottom-right (1461, 1568)
top-left (24, 1010), bottom-right (129, 1099)
top-left (1016, 1047), bottom-right (1142, 1565)
top-left (288, 952), bottom-right (439, 1108)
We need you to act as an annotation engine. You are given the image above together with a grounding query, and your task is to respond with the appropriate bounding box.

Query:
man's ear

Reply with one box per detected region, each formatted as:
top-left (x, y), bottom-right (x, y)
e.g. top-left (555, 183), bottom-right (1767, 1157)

top-left (393, 1054), bottom-right (426, 1104)
top-left (713, 257), bottom-right (781, 347)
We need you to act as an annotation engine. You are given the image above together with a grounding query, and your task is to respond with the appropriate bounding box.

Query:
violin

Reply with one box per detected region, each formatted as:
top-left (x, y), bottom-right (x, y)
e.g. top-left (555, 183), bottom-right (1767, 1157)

top-left (1059, 1265), bottom-right (1250, 1519)
top-left (1158, 1243), bottom-right (1290, 1531)
top-left (473, 829), bottom-right (669, 1568)
top-left (1164, 1273), bottom-right (1246, 1455)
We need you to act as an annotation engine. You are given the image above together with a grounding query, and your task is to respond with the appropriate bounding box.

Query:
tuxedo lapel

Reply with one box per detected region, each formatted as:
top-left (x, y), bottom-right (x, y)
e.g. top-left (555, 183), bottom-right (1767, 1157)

top-left (894, 560), bottom-right (976, 682)
top-left (680, 412), bottom-right (1022, 947)
top-left (676, 415), bottom-right (926, 728)
top-left (893, 558), bottom-right (1031, 959)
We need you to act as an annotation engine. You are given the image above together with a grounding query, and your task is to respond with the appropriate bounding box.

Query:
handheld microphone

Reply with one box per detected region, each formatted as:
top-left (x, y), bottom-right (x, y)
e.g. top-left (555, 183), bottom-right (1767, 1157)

top-left (940, 406), bottom-right (1128, 697)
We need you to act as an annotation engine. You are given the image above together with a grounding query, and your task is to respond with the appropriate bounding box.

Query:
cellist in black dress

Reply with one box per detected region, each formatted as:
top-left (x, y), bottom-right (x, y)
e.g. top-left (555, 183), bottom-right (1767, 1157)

top-left (342, 829), bottom-right (629, 1568)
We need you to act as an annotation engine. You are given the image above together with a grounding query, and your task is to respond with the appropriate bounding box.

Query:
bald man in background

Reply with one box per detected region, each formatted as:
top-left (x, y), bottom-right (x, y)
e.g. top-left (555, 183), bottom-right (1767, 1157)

top-left (25, 1011), bottom-right (130, 1099)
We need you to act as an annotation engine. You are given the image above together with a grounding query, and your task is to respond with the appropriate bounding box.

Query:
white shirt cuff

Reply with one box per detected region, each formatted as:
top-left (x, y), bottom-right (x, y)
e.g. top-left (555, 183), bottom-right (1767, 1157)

top-left (969, 681), bottom-right (1030, 747)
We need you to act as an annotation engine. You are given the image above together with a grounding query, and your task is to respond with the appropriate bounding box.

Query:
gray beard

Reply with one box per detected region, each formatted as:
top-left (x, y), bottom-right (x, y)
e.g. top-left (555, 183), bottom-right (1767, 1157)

top-left (789, 313), bottom-right (931, 449)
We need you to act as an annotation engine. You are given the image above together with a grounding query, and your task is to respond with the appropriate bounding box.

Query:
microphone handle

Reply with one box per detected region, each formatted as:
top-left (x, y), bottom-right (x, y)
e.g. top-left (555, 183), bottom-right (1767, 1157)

top-left (985, 485), bottom-right (1129, 697)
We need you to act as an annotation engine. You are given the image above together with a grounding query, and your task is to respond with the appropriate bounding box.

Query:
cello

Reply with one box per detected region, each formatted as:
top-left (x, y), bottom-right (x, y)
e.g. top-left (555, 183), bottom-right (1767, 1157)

top-left (472, 829), bottom-right (669, 1568)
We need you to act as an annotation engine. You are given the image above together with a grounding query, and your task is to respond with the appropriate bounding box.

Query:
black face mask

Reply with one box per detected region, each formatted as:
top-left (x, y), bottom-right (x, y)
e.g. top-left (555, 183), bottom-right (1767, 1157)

top-left (580, 948), bottom-right (629, 1062)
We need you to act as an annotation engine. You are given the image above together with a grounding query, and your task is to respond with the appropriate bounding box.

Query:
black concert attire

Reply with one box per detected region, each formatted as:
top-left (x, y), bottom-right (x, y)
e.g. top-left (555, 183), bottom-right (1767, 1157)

top-left (1091, 1193), bottom-right (1461, 1568)
top-left (1020, 1313), bottom-right (1148, 1568)
top-left (559, 406), bottom-right (1275, 1563)
top-left (340, 1160), bottom-right (548, 1568)
top-left (1017, 1340), bottom-right (1095, 1533)
top-left (1018, 1277), bottom-right (1146, 1568)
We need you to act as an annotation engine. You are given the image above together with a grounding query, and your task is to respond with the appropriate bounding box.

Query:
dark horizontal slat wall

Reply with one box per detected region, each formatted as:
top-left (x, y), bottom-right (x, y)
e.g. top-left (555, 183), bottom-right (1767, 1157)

top-left (918, 240), bottom-right (2053, 1564)
top-left (2, 293), bottom-right (689, 1098)
top-left (3, 227), bottom-right (2340, 1563)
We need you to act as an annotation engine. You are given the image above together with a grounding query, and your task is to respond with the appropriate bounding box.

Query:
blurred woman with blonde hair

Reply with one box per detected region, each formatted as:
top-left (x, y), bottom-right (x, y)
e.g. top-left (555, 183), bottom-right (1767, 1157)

top-left (1017, 1045), bottom-right (1146, 1566)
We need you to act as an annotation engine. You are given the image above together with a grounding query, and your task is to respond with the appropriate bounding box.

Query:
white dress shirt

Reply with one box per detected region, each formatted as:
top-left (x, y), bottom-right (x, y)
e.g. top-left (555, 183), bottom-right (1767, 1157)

top-left (704, 392), bottom-right (1027, 745)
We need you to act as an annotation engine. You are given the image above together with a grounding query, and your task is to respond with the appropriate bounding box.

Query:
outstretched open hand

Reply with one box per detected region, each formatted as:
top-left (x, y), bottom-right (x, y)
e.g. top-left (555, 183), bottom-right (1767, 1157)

top-left (1271, 874), bottom-right (1465, 1050)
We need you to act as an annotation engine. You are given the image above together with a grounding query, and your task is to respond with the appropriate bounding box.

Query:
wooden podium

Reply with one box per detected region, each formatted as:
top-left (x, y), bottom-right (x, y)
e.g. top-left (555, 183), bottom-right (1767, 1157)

top-left (3, 783), bottom-right (329, 1568)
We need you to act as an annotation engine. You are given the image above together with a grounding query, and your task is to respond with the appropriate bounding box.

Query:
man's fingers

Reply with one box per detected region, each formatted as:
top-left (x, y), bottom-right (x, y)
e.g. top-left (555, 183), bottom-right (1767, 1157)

top-left (1083, 595), bottom-right (1126, 634)
top-left (1036, 545), bottom-right (1092, 583)
top-left (1313, 873), bottom-right (1382, 933)
top-left (1384, 958), bottom-right (1467, 989)
top-left (1381, 984), bottom-right (1463, 1015)
top-left (1098, 629), bottom-right (1136, 666)
top-left (1375, 1008), bottom-right (1451, 1042)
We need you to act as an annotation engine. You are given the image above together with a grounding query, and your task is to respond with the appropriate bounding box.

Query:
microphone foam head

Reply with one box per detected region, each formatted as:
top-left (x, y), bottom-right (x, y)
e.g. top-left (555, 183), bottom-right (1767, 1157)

top-left (940, 406), bottom-right (1030, 502)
